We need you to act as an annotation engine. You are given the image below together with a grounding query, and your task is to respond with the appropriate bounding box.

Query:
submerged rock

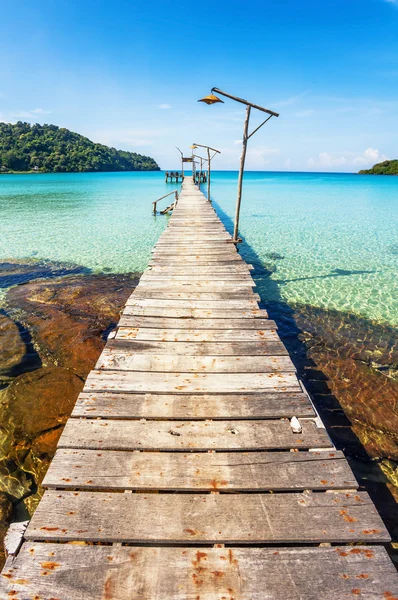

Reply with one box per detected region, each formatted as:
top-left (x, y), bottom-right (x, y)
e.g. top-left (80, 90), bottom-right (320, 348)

top-left (0, 261), bottom-right (138, 567)
top-left (0, 493), bottom-right (12, 567)
top-left (0, 314), bottom-right (26, 379)
top-left (6, 272), bottom-right (136, 378)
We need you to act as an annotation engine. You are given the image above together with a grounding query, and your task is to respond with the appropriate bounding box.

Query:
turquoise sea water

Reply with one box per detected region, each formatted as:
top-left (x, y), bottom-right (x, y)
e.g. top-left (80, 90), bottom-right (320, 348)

top-left (0, 171), bottom-right (397, 325)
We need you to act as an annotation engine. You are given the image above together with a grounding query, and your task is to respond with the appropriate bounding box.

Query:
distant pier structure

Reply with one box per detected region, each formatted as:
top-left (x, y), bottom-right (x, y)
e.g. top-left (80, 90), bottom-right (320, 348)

top-left (164, 171), bottom-right (184, 183)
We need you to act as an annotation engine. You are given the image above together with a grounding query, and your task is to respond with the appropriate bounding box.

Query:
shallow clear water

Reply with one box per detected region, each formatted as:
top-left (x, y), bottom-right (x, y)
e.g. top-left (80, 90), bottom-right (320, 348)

top-left (0, 171), bottom-right (397, 325)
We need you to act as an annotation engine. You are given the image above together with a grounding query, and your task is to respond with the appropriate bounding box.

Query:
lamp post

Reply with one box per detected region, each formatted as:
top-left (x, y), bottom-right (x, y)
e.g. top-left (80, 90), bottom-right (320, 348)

top-left (191, 143), bottom-right (220, 202)
top-left (198, 87), bottom-right (279, 243)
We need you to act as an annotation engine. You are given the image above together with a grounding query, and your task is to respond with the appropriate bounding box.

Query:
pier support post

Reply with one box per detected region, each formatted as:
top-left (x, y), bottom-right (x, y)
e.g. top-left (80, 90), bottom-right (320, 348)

top-left (233, 104), bottom-right (251, 243)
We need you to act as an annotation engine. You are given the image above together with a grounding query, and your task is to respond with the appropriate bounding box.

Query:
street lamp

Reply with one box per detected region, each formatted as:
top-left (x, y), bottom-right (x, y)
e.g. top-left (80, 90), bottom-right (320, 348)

top-left (198, 87), bottom-right (279, 243)
top-left (191, 143), bottom-right (220, 202)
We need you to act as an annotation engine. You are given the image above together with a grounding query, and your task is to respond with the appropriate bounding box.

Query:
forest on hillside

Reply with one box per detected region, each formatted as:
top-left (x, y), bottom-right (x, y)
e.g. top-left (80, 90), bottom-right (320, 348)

top-left (0, 122), bottom-right (160, 173)
top-left (359, 159), bottom-right (398, 175)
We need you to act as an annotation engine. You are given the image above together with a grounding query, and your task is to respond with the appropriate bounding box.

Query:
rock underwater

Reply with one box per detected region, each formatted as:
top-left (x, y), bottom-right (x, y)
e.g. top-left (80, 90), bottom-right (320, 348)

top-left (0, 259), bottom-right (138, 566)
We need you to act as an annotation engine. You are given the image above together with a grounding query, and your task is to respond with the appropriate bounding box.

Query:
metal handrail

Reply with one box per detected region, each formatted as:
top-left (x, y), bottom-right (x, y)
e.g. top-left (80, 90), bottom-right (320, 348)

top-left (152, 190), bottom-right (179, 214)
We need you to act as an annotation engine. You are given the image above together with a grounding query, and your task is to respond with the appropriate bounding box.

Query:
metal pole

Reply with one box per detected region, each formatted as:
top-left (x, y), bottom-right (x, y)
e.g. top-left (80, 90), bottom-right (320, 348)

top-left (207, 147), bottom-right (211, 201)
top-left (233, 104), bottom-right (251, 243)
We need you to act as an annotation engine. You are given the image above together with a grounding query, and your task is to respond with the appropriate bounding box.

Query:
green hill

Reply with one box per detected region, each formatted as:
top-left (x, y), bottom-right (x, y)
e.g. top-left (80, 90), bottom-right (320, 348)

top-left (0, 122), bottom-right (160, 173)
top-left (359, 159), bottom-right (398, 175)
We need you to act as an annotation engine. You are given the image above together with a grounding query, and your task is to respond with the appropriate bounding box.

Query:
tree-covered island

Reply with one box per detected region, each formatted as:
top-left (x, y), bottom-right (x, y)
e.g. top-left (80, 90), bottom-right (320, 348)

top-left (0, 122), bottom-right (160, 173)
top-left (359, 159), bottom-right (398, 175)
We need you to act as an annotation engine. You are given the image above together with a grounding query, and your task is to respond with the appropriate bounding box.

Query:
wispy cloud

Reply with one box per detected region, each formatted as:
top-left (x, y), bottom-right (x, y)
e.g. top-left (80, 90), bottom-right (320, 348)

top-left (385, 0), bottom-right (398, 5)
top-left (308, 147), bottom-right (389, 169)
top-left (308, 153), bottom-right (347, 168)
top-left (157, 104), bottom-right (172, 109)
top-left (90, 127), bottom-right (169, 149)
top-left (12, 108), bottom-right (52, 119)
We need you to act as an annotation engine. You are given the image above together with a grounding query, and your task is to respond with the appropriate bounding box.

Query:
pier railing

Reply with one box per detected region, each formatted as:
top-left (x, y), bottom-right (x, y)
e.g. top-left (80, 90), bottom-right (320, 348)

top-left (152, 190), bottom-right (179, 214)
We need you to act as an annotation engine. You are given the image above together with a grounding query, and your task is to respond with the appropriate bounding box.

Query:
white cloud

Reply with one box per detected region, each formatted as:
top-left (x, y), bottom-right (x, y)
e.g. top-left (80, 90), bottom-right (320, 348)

top-left (353, 147), bottom-right (389, 165)
top-left (13, 108), bottom-right (52, 119)
top-left (319, 152), bottom-right (347, 166)
top-left (308, 153), bottom-right (346, 167)
top-left (233, 139), bottom-right (242, 145)
top-left (308, 147), bottom-right (389, 169)
top-left (157, 104), bottom-right (172, 109)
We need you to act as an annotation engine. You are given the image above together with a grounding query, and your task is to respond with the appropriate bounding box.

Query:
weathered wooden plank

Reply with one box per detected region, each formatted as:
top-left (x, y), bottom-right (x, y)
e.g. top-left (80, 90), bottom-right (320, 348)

top-left (140, 274), bottom-right (255, 282)
top-left (58, 418), bottom-right (329, 451)
top-left (116, 327), bottom-right (278, 342)
top-left (150, 262), bottom-right (253, 273)
top-left (3, 544), bottom-right (397, 600)
top-left (131, 290), bottom-right (261, 300)
top-left (96, 349), bottom-right (295, 373)
top-left (126, 297), bottom-right (258, 308)
top-left (122, 307), bottom-right (266, 319)
top-left (105, 339), bottom-right (287, 356)
top-left (72, 391), bottom-right (314, 419)
top-left (117, 317), bottom-right (275, 329)
top-left (25, 490), bottom-right (390, 543)
top-left (84, 369), bottom-right (301, 394)
top-left (154, 237), bottom-right (232, 243)
top-left (149, 257), bottom-right (245, 265)
top-left (146, 266), bottom-right (254, 274)
top-left (136, 282), bottom-right (256, 291)
top-left (44, 449), bottom-right (355, 491)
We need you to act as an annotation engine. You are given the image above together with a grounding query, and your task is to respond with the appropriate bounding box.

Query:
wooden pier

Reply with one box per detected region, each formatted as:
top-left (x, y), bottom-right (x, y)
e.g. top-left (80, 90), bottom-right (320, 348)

top-left (165, 171), bottom-right (184, 183)
top-left (1, 177), bottom-right (398, 599)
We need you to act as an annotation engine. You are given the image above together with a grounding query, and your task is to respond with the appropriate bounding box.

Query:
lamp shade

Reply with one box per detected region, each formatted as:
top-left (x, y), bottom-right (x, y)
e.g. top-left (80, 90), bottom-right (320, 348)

top-left (198, 94), bottom-right (224, 105)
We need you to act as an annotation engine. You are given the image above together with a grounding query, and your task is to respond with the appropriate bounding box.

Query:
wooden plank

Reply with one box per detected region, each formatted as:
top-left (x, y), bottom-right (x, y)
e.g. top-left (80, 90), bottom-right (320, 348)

top-left (116, 327), bottom-right (278, 342)
top-left (57, 418), bottom-right (330, 451)
top-left (136, 282), bottom-right (256, 289)
top-left (146, 266), bottom-right (254, 274)
top-left (117, 317), bottom-right (276, 329)
top-left (96, 349), bottom-right (295, 373)
top-left (125, 298), bottom-right (259, 309)
top-left (140, 274), bottom-right (255, 282)
top-left (72, 391), bottom-right (314, 419)
top-left (44, 449), bottom-right (355, 491)
top-left (151, 249), bottom-right (236, 255)
top-left (122, 307), bottom-right (266, 319)
top-left (131, 291), bottom-right (261, 300)
top-left (105, 339), bottom-right (287, 356)
top-left (149, 257), bottom-right (246, 265)
top-left (25, 490), bottom-right (390, 543)
top-left (3, 544), bottom-right (397, 600)
top-left (84, 370), bottom-right (301, 394)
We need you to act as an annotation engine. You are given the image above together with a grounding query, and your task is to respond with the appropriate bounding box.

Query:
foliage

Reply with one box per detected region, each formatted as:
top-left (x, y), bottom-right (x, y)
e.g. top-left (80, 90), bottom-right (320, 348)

top-left (359, 160), bottom-right (398, 175)
top-left (0, 122), bottom-right (160, 173)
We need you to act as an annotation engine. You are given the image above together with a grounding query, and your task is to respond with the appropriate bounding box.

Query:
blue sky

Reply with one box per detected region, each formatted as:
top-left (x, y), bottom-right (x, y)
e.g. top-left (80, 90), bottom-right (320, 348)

top-left (0, 0), bottom-right (397, 171)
